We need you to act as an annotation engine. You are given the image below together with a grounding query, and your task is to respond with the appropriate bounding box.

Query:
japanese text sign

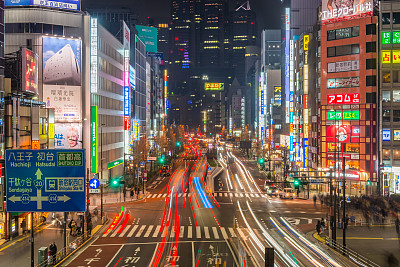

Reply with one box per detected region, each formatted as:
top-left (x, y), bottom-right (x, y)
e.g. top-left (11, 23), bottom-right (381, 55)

top-left (5, 149), bottom-right (86, 212)
top-left (327, 93), bottom-right (360, 104)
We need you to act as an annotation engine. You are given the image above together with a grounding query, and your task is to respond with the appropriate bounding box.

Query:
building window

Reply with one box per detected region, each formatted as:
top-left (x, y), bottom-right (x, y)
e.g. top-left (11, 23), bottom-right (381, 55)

top-left (366, 58), bottom-right (376, 69)
top-left (327, 26), bottom-right (359, 41)
top-left (394, 12), bottom-right (400, 24)
top-left (383, 109), bottom-right (391, 122)
top-left (366, 42), bottom-right (376, 53)
top-left (394, 110), bottom-right (400, 122)
top-left (383, 90), bottom-right (391, 102)
top-left (327, 47), bottom-right (336, 57)
top-left (383, 71), bottom-right (391, 83)
top-left (366, 24), bottom-right (376, 35)
top-left (394, 91), bottom-right (400, 102)
top-left (327, 44), bottom-right (360, 58)
top-left (383, 149), bottom-right (391, 160)
top-left (394, 149), bottom-right (400, 160)
top-left (366, 75), bottom-right (377, 86)
top-left (382, 13), bottom-right (391, 25)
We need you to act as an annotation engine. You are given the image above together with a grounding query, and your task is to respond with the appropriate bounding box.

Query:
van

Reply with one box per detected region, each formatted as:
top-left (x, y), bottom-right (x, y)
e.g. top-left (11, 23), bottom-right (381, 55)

top-left (279, 188), bottom-right (295, 199)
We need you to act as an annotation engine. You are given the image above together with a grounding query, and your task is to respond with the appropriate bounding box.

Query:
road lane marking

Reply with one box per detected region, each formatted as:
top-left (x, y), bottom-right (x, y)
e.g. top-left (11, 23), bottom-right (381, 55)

top-left (153, 225), bottom-right (161, 237)
top-left (204, 226), bottom-right (210, 239)
top-left (250, 194), bottom-right (255, 198)
top-left (196, 226), bottom-right (201, 238)
top-left (240, 193), bottom-right (244, 197)
top-left (135, 225), bottom-right (147, 237)
top-left (144, 225), bottom-right (153, 237)
top-left (127, 225), bottom-right (139, 237)
top-left (162, 194), bottom-right (167, 198)
top-left (180, 226), bottom-right (185, 238)
top-left (221, 227), bottom-right (228, 239)
top-left (188, 226), bottom-right (192, 238)
top-left (229, 193), bottom-right (233, 197)
top-left (212, 227), bottom-right (219, 239)
top-left (171, 228), bottom-right (176, 237)
top-left (119, 225), bottom-right (131, 237)
top-left (235, 193), bottom-right (239, 197)
top-left (110, 226), bottom-right (122, 237)
top-left (157, 194), bottom-right (162, 198)
top-left (237, 228), bottom-right (247, 240)
top-left (228, 228), bottom-right (236, 237)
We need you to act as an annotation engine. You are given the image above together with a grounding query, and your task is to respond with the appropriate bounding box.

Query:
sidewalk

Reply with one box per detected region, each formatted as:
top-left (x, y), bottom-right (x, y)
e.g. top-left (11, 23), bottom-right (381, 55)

top-left (89, 191), bottom-right (149, 207)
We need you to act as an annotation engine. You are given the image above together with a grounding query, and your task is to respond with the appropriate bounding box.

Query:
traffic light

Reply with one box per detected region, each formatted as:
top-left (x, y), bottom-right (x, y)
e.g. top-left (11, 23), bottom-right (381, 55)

top-left (258, 158), bottom-right (265, 165)
top-left (110, 179), bottom-right (119, 187)
top-left (367, 180), bottom-right (371, 186)
top-left (159, 155), bottom-right (165, 165)
top-left (176, 141), bottom-right (181, 147)
top-left (294, 178), bottom-right (300, 189)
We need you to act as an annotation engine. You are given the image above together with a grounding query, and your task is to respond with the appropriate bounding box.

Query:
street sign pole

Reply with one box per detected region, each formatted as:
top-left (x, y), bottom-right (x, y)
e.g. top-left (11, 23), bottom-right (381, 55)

top-left (30, 212), bottom-right (34, 267)
top-left (342, 157), bottom-right (346, 255)
top-left (64, 212), bottom-right (67, 250)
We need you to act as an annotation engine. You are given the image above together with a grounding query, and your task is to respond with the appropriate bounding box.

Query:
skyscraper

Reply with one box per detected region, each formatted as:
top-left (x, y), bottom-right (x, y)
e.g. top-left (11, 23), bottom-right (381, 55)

top-left (230, 1), bottom-right (256, 86)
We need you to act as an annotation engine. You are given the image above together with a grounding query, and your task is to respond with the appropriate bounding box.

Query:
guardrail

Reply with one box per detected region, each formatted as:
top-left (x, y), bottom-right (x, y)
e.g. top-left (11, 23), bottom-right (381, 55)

top-left (325, 237), bottom-right (380, 267)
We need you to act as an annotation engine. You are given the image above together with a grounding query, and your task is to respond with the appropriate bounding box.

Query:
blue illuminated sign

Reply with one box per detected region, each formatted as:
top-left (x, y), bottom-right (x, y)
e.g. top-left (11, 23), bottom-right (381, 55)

top-left (383, 129), bottom-right (391, 141)
top-left (5, 0), bottom-right (81, 11)
top-left (89, 179), bottom-right (99, 189)
top-left (124, 86), bottom-right (130, 116)
top-left (5, 149), bottom-right (86, 212)
top-left (260, 90), bottom-right (264, 115)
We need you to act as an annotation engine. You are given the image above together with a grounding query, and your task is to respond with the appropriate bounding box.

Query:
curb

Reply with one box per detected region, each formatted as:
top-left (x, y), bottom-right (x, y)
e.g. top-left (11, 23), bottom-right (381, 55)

top-left (312, 231), bottom-right (326, 243)
top-left (102, 191), bottom-right (150, 206)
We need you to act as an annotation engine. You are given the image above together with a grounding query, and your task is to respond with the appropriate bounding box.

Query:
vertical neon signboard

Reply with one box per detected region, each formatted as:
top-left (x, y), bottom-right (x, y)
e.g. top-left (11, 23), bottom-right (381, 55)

top-left (285, 8), bottom-right (290, 124)
top-left (90, 18), bottom-right (98, 93)
top-left (91, 106), bottom-right (98, 173)
top-left (164, 69), bottom-right (168, 115)
top-left (289, 39), bottom-right (294, 161)
top-left (124, 50), bottom-right (130, 155)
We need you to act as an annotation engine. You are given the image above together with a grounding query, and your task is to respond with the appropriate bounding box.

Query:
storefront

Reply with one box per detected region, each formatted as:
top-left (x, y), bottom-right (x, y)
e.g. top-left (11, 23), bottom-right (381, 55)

top-left (383, 167), bottom-right (400, 196)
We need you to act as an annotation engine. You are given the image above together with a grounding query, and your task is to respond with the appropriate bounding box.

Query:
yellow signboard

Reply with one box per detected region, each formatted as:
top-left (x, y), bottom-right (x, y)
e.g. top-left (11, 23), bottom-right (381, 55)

top-left (382, 50), bottom-right (391, 64)
top-left (304, 35), bottom-right (309, 51)
top-left (393, 50), bottom-right (400, 63)
top-left (205, 83), bottom-right (224, 91)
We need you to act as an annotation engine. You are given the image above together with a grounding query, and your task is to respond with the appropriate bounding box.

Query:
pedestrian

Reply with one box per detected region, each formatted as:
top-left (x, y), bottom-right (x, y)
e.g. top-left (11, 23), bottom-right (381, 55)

top-left (130, 189), bottom-right (134, 199)
top-left (313, 195), bottom-right (317, 207)
top-left (321, 218), bottom-right (325, 233)
top-left (320, 196), bottom-right (324, 207)
top-left (316, 220), bottom-right (321, 235)
top-left (395, 217), bottom-right (400, 237)
top-left (49, 241), bottom-right (57, 264)
top-left (71, 220), bottom-right (77, 236)
top-left (87, 221), bottom-right (93, 236)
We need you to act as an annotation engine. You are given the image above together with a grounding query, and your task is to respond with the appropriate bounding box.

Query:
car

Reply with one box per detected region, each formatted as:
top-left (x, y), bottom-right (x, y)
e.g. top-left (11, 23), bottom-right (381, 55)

top-left (279, 188), bottom-right (295, 199)
top-left (267, 186), bottom-right (279, 197)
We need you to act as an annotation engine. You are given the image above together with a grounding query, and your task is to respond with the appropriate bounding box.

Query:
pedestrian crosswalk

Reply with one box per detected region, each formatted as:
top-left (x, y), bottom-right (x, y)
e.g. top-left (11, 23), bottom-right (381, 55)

top-left (284, 217), bottom-right (320, 226)
top-left (103, 224), bottom-right (240, 240)
top-left (145, 192), bottom-right (268, 199)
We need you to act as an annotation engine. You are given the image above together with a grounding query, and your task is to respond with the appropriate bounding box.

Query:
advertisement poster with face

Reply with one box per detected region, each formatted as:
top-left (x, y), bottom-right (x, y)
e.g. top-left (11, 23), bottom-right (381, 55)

top-left (54, 123), bottom-right (82, 149)
top-left (42, 37), bottom-right (81, 123)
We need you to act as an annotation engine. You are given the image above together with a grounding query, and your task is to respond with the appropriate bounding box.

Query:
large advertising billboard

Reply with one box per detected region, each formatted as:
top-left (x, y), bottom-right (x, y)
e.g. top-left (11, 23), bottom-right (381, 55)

top-left (42, 37), bottom-right (81, 123)
top-left (5, 0), bottom-right (81, 11)
top-left (135, 25), bottom-right (158, 53)
top-left (321, 0), bottom-right (373, 24)
top-left (54, 123), bottom-right (82, 149)
top-left (21, 48), bottom-right (38, 95)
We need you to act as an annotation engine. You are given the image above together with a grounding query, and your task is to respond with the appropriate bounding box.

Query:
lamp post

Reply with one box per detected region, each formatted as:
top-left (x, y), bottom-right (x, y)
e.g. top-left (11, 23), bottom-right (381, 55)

top-left (100, 123), bottom-right (105, 220)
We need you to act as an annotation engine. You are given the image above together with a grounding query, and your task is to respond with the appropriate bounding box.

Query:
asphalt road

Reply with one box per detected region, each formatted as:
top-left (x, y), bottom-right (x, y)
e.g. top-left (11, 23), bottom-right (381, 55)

top-left (63, 147), bottom-right (360, 267)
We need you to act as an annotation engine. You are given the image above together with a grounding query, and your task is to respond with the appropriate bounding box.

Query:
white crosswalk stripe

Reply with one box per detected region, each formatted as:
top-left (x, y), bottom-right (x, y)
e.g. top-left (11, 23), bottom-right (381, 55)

top-left (219, 193), bottom-right (223, 197)
top-left (127, 225), bottom-right (139, 237)
top-left (157, 194), bottom-right (162, 198)
top-left (119, 225), bottom-right (131, 237)
top-left (237, 228), bottom-right (247, 240)
top-left (153, 225), bottom-right (161, 238)
top-left (212, 227), bottom-right (219, 239)
top-left (102, 224), bottom-right (241, 240)
top-left (162, 194), bottom-right (167, 198)
top-left (229, 193), bottom-right (233, 197)
top-left (135, 225), bottom-right (147, 237)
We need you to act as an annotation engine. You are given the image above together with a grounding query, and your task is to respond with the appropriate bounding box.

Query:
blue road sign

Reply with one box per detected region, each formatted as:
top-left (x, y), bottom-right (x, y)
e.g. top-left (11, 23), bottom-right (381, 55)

top-left (89, 179), bottom-right (99, 189)
top-left (5, 149), bottom-right (86, 212)
top-left (140, 161), bottom-right (145, 167)
top-left (346, 196), bottom-right (351, 203)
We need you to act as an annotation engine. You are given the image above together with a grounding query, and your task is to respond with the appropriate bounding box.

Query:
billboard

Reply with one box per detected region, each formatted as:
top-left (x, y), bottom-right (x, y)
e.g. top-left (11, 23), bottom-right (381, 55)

top-left (327, 93), bottom-right (360, 104)
top-left (5, 0), bottom-right (81, 11)
top-left (54, 123), bottom-right (82, 149)
top-left (43, 37), bottom-right (81, 123)
top-left (321, 0), bottom-right (373, 24)
top-left (205, 83), bottom-right (224, 91)
top-left (135, 25), bottom-right (158, 53)
top-left (21, 48), bottom-right (38, 95)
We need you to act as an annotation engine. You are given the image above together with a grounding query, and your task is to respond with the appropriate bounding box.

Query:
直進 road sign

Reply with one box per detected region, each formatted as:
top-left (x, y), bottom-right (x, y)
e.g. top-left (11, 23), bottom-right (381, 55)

top-left (5, 149), bottom-right (86, 212)
top-left (89, 179), bottom-right (99, 189)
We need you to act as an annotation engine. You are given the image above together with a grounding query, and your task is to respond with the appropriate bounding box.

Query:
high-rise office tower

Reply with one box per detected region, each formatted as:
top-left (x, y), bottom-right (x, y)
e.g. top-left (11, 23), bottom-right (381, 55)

top-left (229, 1), bottom-right (256, 86)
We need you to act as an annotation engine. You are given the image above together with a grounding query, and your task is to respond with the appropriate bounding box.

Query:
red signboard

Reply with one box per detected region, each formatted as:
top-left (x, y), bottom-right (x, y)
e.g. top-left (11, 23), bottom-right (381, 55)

top-left (327, 125), bottom-right (360, 143)
top-left (304, 95), bottom-right (309, 109)
top-left (327, 93), bottom-right (360, 104)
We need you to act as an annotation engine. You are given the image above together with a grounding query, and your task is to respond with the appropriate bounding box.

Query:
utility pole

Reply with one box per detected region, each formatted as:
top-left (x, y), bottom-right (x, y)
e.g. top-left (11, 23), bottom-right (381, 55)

top-left (30, 212), bottom-right (34, 267)
top-left (342, 157), bottom-right (346, 254)
top-left (100, 124), bottom-right (105, 220)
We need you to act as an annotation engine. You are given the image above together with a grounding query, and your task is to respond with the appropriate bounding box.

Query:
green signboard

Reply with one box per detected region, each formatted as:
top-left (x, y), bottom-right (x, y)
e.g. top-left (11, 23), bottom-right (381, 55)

top-left (91, 106), bottom-right (98, 173)
top-left (135, 25), bottom-right (158, 53)
top-left (108, 159), bottom-right (123, 169)
top-left (327, 110), bottom-right (360, 121)
top-left (382, 32), bottom-right (391, 44)
top-left (394, 32), bottom-right (400, 44)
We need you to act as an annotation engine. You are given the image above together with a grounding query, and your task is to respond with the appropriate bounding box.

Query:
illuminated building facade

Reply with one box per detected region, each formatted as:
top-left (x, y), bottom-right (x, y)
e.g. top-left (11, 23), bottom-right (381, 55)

top-left (321, 15), bottom-right (378, 194)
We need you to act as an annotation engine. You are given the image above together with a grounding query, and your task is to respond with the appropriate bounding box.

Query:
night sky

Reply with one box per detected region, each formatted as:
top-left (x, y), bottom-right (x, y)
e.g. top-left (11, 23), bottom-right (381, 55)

top-left (83, 0), bottom-right (282, 30)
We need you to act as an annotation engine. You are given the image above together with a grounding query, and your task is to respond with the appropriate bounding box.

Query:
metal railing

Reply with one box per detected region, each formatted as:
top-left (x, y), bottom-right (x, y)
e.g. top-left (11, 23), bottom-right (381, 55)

top-left (35, 231), bottom-right (92, 267)
top-left (325, 237), bottom-right (380, 267)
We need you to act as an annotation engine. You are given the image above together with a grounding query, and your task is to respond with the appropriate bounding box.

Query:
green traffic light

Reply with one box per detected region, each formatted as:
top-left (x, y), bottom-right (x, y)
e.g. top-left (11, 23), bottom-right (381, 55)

top-left (294, 179), bottom-right (300, 186)
top-left (176, 142), bottom-right (181, 147)
top-left (367, 180), bottom-right (371, 186)
top-left (258, 158), bottom-right (264, 164)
